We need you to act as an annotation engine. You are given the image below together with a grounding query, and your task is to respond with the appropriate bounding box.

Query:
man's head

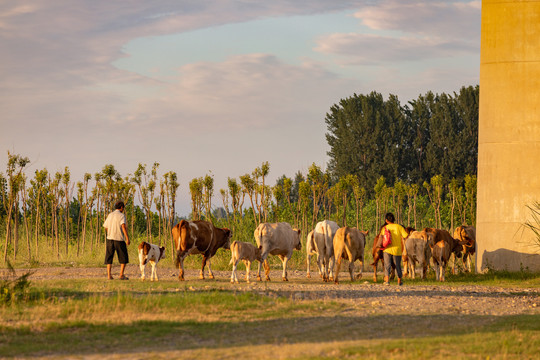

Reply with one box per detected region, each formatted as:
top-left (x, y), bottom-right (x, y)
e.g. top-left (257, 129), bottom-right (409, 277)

top-left (385, 212), bottom-right (395, 224)
top-left (114, 201), bottom-right (125, 211)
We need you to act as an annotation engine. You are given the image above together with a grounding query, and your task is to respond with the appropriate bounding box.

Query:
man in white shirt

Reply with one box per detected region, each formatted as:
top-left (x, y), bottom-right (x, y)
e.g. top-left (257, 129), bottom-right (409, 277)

top-left (103, 201), bottom-right (130, 280)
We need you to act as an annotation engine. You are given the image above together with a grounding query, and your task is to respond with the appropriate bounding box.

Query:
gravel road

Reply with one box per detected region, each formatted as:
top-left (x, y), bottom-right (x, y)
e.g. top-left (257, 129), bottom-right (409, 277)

top-left (19, 264), bottom-right (540, 317)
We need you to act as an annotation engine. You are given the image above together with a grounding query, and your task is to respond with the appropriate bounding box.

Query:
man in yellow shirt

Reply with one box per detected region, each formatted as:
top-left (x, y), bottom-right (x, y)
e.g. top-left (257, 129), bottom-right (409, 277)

top-left (379, 213), bottom-right (409, 286)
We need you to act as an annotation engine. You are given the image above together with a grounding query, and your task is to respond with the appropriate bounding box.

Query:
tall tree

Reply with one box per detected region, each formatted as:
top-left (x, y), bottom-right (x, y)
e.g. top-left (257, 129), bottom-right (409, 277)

top-left (202, 173), bottom-right (214, 222)
top-left (3, 152), bottom-right (30, 263)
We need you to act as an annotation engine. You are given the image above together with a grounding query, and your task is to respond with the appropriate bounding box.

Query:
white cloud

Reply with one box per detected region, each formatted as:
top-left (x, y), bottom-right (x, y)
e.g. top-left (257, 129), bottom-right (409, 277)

top-left (354, 0), bottom-right (481, 40)
top-left (315, 33), bottom-right (477, 64)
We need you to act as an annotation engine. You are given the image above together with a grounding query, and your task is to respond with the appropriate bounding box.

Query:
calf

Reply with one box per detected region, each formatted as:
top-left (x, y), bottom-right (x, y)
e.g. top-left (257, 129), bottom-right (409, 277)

top-left (401, 227), bottom-right (416, 277)
top-left (425, 228), bottom-right (466, 281)
top-left (453, 225), bottom-right (476, 273)
top-left (138, 242), bottom-right (166, 281)
top-left (404, 230), bottom-right (432, 279)
top-left (230, 241), bottom-right (262, 283)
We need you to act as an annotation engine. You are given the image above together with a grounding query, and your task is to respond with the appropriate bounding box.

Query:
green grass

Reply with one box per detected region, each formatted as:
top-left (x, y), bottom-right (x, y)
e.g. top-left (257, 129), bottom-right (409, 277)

top-left (0, 277), bottom-right (539, 359)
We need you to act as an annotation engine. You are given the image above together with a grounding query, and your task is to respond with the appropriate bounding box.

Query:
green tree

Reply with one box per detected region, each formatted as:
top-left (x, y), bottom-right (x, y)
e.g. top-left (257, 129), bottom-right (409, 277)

top-left (3, 152), bottom-right (30, 263)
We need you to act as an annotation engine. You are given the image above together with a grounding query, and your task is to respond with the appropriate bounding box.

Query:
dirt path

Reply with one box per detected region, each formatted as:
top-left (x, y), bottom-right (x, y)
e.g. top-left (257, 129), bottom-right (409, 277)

top-left (19, 265), bottom-right (540, 317)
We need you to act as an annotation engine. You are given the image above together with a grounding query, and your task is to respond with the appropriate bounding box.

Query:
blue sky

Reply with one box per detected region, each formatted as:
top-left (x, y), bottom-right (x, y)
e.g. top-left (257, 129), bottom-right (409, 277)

top-left (0, 0), bottom-right (480, 216)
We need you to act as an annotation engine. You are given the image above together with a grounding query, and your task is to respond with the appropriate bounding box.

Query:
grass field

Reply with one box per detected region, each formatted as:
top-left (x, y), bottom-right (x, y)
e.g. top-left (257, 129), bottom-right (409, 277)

top-left (1, 236), bottom-right (540, 359)
top-left (1, 266), bottom-right (539, 359)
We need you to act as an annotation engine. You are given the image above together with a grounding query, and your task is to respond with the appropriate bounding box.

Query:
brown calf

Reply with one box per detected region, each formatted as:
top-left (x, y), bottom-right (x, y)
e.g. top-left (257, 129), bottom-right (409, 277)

top-left (425, 228), bottom-right (466, 281)
top-left (229, 241), bottom-right (262, 283)
top-left (453, 225), bottom-right (476, 273)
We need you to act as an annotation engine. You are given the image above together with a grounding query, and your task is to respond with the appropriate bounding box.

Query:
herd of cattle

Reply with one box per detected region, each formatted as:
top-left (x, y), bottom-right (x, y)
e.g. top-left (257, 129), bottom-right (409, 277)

top-left (137, 219), bottom-right (476, 284)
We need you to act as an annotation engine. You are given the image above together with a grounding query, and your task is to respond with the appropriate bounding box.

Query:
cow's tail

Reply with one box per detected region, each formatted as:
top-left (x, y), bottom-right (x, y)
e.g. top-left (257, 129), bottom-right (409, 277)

top-left (254, 225), bottom-right (263, 247)
top-left (229, 241), bottom-right (238, 265)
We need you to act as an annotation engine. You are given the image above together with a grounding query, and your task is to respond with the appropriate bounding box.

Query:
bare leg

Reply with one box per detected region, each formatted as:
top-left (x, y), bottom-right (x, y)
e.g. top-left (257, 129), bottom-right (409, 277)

top-left (107, 264), bottom-right (113, 279)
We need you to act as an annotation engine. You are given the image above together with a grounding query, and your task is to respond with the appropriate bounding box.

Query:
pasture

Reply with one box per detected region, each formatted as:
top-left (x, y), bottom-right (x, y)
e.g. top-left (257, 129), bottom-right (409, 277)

top-left (1, 263), bottom-right (539, 359)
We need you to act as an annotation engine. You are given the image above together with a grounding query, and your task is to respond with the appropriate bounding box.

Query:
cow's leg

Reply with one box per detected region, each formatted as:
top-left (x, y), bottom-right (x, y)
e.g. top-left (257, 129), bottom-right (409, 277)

top-left (231, 259), bottom-right (239, 283)
top-left (348, 260), bottom-right (355, 282)
top-left (463, 252), bottom-right (470, 273)
top-left (316, 253), bottom-right (325, 281)
top-left (245, 260), bottom-right (251, 283)
top-left (467, 252), bottom-right (474, 273)
top-left (207, 258), bottom-right (215, 279)
top-left (306, 254), bottom-right (311, 278)
top-left (355, 256), bottom-right (363, 280)
top-left (403, 256), bottom-right (409, 278)
top-left (176, 251), bottom-right (188, 281)
top-left (139, 261), bottom-right (146, 281)
top-left (280, 255), bottom-right (290, 281)
top-left (262, 260), bottom-right (270, 281)
top-left (333, 246), bottom-right (343, 284)
top-left (421, 262), bottom-right (427, 280)
top-left (151, 262), bottom-right (158, 281)
top-left (329, 255), bottom-right (335, 281)
top-left (199, 256), bottom-right (207, 280)
top-left (258, 249), bottom-right (270, 281)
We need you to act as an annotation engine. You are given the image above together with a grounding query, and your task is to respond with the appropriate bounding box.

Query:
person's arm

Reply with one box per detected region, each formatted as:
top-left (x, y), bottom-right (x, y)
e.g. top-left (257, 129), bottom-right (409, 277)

top-left (122, 223), bottom-right (130, 246)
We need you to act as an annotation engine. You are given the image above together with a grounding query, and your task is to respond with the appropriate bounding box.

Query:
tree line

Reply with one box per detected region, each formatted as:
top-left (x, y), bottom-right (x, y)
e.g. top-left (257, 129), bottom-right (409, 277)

top-left (0, 86), bottom-right (479, 265)
top-left (325, 85), bottom-right (479, 194)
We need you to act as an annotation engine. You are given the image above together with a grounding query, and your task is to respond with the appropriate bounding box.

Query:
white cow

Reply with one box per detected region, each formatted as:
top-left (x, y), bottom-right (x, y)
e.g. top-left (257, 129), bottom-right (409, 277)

top-left (138, 241), bottom-right (166, 281)
top-left (229, 241), bottom-right (262, 283)
top-left (313, 220), bottom-right (339, 282)
top-left (254, 222), bottom-right (302, 281)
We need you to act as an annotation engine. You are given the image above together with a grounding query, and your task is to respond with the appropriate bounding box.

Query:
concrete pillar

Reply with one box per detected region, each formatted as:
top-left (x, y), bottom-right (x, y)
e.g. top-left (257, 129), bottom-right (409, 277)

top-left (477, 0), bottom-right (540, 271)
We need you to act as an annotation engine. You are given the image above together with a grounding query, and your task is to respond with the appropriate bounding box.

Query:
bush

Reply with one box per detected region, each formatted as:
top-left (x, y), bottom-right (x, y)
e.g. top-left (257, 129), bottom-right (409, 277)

top-left (0, 262), bottom-right (33, 305)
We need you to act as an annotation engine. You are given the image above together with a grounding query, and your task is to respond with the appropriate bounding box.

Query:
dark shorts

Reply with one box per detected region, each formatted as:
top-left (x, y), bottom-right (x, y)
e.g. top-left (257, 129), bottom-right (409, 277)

top-left (105, 239), bottom-right (129, 265)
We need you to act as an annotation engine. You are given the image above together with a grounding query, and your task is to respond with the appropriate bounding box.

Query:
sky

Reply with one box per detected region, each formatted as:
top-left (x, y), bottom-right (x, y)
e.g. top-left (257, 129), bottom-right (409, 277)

top-left (0, 0), bottom-right (481, 216)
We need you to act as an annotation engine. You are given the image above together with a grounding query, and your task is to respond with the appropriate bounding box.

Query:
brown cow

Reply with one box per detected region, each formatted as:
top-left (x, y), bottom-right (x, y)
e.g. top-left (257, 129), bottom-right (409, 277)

top-left (229, 240), bottom-right (262, 283)
top-left (453, 225), bottom-right (476, 273)
top-left (425, 228), bottom-right (466, 281)
top-left (333, 227), bottom-right (368, 284)
top-left (172, 220), bottom-right (232, 281)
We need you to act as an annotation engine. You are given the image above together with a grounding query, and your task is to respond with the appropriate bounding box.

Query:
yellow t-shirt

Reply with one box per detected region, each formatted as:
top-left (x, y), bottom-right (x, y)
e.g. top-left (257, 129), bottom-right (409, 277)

top-left (379, 223), bottom-right (409, 256)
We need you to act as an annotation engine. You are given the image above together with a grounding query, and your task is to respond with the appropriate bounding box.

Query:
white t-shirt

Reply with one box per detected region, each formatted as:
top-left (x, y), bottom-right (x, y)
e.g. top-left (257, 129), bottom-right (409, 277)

top-left (103, 209), bottom-right (126, 241)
